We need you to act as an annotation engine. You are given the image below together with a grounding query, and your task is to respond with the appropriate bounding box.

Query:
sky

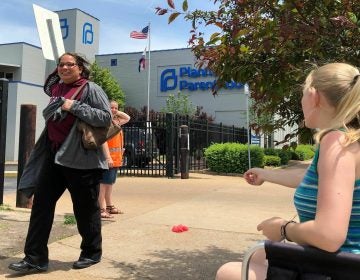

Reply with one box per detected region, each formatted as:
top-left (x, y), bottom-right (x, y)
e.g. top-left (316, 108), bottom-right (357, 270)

top-left (0, 0), bottom-right (218, 55)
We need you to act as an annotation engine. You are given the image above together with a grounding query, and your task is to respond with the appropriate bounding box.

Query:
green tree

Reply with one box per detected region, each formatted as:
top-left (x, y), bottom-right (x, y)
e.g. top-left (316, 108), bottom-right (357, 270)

top-left (156, 0), bottom-right (360, 132)
top-left (89, 62), bottom-right (125, 108)
top-left (161, 91), bottom-right (196, 116)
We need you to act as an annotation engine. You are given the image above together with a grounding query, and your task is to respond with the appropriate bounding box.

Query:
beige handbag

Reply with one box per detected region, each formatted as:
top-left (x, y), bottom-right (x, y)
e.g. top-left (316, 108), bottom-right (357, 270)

top-left (71, 82), bottom-right (121, 149)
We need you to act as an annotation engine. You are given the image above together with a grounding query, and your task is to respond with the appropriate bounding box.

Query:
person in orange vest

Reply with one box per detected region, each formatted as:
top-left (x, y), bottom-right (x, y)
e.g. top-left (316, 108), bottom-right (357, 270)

top-left (99, 100), bottom-right (130, 219)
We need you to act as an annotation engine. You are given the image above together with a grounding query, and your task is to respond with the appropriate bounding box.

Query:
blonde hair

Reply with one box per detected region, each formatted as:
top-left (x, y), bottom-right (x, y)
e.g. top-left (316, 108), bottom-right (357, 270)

top-left (308, 63), bottom-right (360, 145)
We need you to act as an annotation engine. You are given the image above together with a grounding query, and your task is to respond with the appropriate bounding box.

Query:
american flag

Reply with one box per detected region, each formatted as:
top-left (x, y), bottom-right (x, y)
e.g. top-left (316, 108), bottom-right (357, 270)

top-left (130, 26), bottom-right (149, 39)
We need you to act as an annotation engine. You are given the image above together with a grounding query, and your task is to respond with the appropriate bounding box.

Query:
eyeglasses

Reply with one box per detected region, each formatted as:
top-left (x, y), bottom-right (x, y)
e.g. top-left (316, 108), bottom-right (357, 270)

top-left (57, 62), bottom-right (77, 68)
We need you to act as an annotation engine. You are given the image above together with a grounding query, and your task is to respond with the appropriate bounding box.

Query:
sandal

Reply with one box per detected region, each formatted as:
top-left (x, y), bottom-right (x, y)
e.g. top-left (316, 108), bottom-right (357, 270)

top-left (106, 205), bottom-right (124, 214)
top-left (101, 208), bottom-right (113, 219)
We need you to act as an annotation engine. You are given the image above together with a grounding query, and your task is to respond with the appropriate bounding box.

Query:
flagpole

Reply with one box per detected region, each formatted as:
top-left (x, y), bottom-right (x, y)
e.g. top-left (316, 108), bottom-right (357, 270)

top-left (146, 22), bottom-right (151, 122)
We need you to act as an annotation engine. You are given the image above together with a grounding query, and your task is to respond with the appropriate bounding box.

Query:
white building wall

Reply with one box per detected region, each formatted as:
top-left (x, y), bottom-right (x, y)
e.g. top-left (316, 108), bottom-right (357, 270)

top-left (96, 48), bottom-right (249, 127)
top-left (2, 8), bottom-right (101, 161)
top-left (5, 82), bottom-right (48, 160)
top-left (96, 52), bottom-right (149, 109)
top-left (57, 9), bottom-right (100, 62)
top-left (5, 82), bottom-right (18, 161)
top-left (273, 123), bottom-right (298, 148)
top-left (20, 44), bottom-right (46, 84)
top-left (0, 44), bottom-right (23, 66)
top-left (2, 43), bottom-right (48, 160)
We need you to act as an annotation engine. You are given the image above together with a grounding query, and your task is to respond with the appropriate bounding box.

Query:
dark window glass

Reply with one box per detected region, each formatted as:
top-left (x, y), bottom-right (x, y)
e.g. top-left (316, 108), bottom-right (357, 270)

top-left (110, 59), bottom-right (117, 66)
top-left (5, 73), bottom-right (13, 81)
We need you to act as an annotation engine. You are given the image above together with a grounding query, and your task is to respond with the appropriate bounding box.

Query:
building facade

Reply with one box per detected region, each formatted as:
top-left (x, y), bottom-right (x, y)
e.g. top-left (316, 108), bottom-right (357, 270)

top-left (96, 48), bottom-right (249, 127)
top-left (1, 7), bottom-right (294, 162)
top-left (1, 8), bottom-right (99, 161)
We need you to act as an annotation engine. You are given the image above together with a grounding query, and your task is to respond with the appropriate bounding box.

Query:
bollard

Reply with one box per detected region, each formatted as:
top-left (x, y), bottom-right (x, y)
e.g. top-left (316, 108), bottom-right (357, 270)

top-left (180, 125), bottom-right (189, 179)
top-left (0, 79), bottom-right (9, 205)
top-left (16, 105), bottom-right (36, 208)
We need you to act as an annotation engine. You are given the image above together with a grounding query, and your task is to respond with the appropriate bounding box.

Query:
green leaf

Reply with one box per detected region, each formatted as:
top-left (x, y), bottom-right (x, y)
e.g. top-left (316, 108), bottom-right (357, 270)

top-left (240, 44), bottom-right (249, 52)
top-left (209, 32), bottom-right (221, 41)
top-left (168, 12), bottom-right (180, 24)
top-left (347, 12), bottom-right (358, 24)
top-left (234, 29), bottom-right (249, 39)
top-left (182, 0), bottom-right (188, 12)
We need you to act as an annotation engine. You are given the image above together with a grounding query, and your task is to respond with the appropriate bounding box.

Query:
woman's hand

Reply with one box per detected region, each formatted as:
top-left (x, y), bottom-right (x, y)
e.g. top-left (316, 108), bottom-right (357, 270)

top-left (244, 168), bottom-right (265, 185)
top-left (107, 157), bottom-right (114, 168)
top-left (257, 217), bottom-right (286, 241)
top-left (61, 99), bottom-right (74, 111)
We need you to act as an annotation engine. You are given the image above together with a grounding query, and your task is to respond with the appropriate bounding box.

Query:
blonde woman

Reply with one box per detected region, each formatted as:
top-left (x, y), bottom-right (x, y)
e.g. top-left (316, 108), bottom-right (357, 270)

top-left (216, 63), bottom-right (360, 280)
top-left (99, 101), bottom-right (130, 219)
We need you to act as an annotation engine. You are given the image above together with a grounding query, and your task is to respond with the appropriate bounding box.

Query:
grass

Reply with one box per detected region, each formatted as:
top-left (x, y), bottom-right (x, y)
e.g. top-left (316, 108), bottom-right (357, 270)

top-left (0, 223), bottom-right (8, 229)
top-left (0, 204), bottom-right (13, 211)
top-left (64, 214), bottom-right (77, 225)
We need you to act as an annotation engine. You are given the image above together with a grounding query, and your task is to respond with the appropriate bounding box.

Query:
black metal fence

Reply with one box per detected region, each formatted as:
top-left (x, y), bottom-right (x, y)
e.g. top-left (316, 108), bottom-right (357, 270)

top-left (119, 113), bottom-right (248, 177)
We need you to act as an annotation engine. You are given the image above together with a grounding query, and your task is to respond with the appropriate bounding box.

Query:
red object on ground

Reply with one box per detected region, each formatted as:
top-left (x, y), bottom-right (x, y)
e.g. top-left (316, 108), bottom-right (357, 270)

top-left (171, 224), bottom-right (189, 233)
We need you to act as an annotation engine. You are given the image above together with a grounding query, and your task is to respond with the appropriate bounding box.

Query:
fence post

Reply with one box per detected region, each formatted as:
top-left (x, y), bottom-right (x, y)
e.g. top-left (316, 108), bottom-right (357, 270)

top-left (206, 120), bottom-right (209, 147)
top-left (174, 114), bottom-right (180, 174)
top-left (165, 113), bottom-right (174, 178)
top-left (16, 105), bottom-right (36, 208)
top-left (0, 79), bottom-right (8, 205)
top-left (232, 125), bottom-right (235, 142)
top-left (220, 122), bottom-right (223, 142)
top-left (179, 125), bottom-right (189, 179)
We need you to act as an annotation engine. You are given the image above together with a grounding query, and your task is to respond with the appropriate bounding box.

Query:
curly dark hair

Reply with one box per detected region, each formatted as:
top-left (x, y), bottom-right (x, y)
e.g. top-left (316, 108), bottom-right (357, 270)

top-left (58, 52), bottom-right (90, 79)
top-left (43, 53), bottom-right (91, 96)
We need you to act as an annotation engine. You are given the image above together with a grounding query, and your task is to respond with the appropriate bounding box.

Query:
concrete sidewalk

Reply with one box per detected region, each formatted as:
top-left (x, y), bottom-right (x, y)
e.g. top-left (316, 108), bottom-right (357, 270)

top-left (0, 171), bottom-right (300, 280)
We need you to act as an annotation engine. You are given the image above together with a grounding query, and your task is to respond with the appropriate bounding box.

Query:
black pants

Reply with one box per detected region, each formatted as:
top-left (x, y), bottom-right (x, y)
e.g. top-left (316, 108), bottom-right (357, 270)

top-left (23, 156), bottom-right (103, 266)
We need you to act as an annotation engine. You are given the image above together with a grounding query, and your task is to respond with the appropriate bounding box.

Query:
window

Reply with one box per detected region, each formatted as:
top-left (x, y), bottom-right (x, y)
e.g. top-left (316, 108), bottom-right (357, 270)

top-left (5, 73), bottom-right (13, 81)
top-left (110, 59), bottom-right (117, 67)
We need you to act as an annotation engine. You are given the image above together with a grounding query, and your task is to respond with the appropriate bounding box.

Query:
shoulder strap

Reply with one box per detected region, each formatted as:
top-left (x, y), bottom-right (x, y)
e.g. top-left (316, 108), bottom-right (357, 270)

top-left (70, 82), bottom-right (88, 100)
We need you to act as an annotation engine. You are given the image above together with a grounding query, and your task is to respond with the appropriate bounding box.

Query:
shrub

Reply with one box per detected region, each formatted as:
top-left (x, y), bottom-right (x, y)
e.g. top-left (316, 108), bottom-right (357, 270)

top-left (264, 148), bottom-right (291, 165)
top-left (263, 148), bottom-right (278, 156)
top-left (204, 143), bottom-right (264, 174)
top-left (264, 155), bottom-right (281, 167)
top-left (291, 150), bottom-right (299, 160)
top-left (278, 149), bottom-right (292, 165)
top-left (294, 144), bottom-right (315, 161)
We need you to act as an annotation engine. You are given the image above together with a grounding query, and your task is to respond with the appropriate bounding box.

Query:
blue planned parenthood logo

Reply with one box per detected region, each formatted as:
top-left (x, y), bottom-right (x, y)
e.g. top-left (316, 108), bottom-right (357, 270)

top-left (160, 69), bottom-right (177, 92)
top-left (60, 18), bottom-right (69, 39)
top-left (82, 22), bottom-right (93, 44)
top-left (59, 19), bottom-right (94, 45)
top-left (160, 67), bottom-right (243, 92)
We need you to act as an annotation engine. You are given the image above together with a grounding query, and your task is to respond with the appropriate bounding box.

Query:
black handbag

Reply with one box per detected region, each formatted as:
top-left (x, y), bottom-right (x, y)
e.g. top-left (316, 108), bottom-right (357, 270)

top-left (71, 82), bottom-right (121, 149)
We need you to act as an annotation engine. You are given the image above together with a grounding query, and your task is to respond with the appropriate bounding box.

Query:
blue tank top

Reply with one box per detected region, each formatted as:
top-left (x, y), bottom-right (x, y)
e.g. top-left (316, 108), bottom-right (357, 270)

top-left (294, 148), bottom-right (360, 253)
